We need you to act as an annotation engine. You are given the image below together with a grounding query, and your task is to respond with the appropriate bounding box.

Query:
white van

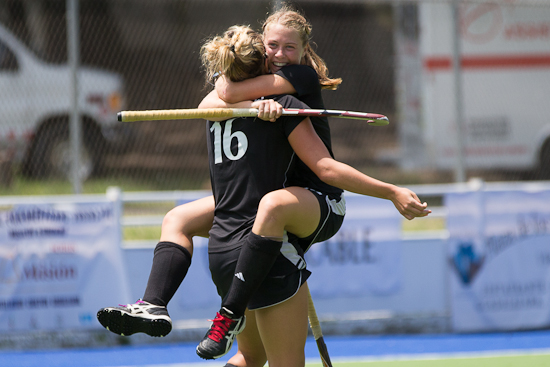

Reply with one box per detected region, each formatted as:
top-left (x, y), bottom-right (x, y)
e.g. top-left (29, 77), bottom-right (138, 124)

top-left (395, 3), bottom-right (550, 178)
top-left (0, 22), bottom-right (130, 180)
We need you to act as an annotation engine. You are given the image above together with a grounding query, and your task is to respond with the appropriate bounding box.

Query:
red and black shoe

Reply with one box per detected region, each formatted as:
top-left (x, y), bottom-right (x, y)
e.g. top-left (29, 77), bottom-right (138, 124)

top-left (196, 307), bottom-right (246, 360)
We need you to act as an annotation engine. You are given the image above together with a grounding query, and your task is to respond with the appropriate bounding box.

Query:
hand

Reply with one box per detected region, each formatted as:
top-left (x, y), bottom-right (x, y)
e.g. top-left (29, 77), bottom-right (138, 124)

top-left (252, 99), bottom-right (283, 122)
top-left (391, 187), bottom-right (431, 220)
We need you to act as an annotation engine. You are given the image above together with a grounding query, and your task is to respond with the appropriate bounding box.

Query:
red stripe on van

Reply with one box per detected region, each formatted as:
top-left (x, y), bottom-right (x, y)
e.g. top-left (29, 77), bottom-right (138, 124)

top-left (424, 54), bottom-right (550, 70)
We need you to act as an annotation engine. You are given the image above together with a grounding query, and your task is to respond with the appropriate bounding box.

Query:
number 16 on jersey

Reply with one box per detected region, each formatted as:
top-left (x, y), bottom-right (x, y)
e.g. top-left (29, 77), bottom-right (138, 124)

top-left (210, 119), bottom-right (248, 164)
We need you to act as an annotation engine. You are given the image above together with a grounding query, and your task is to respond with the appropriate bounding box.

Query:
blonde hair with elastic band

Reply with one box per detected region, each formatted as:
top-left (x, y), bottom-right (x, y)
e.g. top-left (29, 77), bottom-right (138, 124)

top-left (201, 25), bottom-right (267, 85)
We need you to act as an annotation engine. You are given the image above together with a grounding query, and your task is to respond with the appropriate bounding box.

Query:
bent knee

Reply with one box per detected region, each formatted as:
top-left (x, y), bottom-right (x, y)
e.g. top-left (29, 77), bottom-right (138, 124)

top-left (162, 207), bottom-right (185, 229)
top-left (162, 206), bottom-right (199, 235)
top-left (258, 192), bottom-right (288, 216)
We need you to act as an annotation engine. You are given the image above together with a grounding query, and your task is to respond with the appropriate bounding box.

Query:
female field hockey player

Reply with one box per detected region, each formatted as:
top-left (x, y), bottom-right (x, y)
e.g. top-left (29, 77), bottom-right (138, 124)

top-left (197, 6), bottom-right (429, 363)
top-left (196, 25), bottom-right (429, 367)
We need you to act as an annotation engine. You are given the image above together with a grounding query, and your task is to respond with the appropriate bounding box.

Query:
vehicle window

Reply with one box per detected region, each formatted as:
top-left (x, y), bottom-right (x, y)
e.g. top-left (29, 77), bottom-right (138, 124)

top-left (0, 41), bottom-right (18, 71)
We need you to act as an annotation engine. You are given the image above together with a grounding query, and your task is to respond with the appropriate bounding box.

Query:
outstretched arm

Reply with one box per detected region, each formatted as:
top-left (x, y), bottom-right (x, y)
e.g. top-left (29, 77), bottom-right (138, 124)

top-left (288, 119), bottom-right (430, 220)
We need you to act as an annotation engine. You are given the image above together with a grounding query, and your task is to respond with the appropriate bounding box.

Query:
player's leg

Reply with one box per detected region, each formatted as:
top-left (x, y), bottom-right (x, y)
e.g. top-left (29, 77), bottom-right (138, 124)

top-left (144, 195), bottom-right (215, 305)
top-left (159, 195), bottom-right (215, 251)
top-left (225, 309), bottom-right (267, 367)
top-left (253, 186), bottom-right (321, 239)
top-left (223, 187), bottom-right (319, 315)
top-left (197, 188), bottom-right (318, 359)
top-left (197, 188), bottom-right (319, 359)
top-left (97, 196), bottom-right (215, 337)
top-left (255, 282), bottom-right (309, 367)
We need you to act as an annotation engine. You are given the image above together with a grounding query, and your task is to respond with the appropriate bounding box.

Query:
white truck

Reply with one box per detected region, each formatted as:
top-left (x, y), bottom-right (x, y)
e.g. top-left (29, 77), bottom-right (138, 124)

top-left (0, 22), bottom-right (130, 180)
top-left (395, 2), bottom-right (550, 178)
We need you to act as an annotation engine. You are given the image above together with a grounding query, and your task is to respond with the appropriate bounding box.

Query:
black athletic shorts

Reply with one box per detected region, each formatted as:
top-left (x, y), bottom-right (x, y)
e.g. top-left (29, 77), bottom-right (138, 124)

top-left (289, 189), bottom-right (346, 253)
top-left (209, 191), bottom-right (345, 310)
top-left (209, 244), bottom-right (311, 310)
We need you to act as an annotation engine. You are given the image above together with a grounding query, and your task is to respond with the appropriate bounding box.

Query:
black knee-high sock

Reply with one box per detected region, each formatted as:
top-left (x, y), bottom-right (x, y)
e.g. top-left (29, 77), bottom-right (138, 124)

top-left (222, 232), bottom-right (282, 318)
top-left (142, 241), bottom-right (192, 307)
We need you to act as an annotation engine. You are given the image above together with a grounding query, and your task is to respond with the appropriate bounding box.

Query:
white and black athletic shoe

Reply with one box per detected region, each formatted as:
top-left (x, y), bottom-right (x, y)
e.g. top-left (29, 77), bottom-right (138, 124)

top-left (97, 299), bottom-right (172, 337)
top-left (196, 307), bottom-right (246, 360)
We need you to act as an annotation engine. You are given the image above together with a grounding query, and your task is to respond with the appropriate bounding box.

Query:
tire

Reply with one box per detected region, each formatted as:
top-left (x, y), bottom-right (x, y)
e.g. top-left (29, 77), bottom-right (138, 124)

top-left (24, 120), bottom-right (101, 180)
top-left (538, 140), bottom-right (550, 180)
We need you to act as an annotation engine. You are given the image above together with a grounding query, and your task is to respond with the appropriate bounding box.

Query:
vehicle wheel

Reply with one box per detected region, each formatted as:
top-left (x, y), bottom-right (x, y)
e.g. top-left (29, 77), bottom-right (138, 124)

top-left (25, 122), bottom-right (98, 180)
top-left (537, 140), bottom-right (550, 180)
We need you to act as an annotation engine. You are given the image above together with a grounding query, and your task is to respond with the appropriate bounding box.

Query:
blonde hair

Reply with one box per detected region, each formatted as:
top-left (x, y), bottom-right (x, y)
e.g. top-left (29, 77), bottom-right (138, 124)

top-left (201, 25), bottom-right (267, 84)
top-left (262, 5), bottom-right (342, 90)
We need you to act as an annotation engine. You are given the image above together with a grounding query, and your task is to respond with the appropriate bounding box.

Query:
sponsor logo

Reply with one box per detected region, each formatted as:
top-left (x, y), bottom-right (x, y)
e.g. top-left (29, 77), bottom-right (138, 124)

top-left (450, 243), bottom-right (485, 285)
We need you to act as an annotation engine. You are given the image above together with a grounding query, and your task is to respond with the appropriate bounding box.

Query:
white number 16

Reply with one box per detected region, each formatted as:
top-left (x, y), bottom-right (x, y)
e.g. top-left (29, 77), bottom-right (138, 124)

top-left (210, 119), bottom-right (248, 164)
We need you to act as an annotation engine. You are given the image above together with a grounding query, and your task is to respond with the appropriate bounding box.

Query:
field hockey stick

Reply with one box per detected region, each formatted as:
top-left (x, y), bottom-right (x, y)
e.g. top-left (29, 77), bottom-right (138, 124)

top-left (308, 290), bottom-right (333, 367)
top-left (117, 108), bottom-right (389, 126)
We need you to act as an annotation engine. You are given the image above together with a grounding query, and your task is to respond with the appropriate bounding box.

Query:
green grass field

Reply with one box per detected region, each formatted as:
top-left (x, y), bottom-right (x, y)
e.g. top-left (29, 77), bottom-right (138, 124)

top-left (305, 353), bottom-right (550, 367)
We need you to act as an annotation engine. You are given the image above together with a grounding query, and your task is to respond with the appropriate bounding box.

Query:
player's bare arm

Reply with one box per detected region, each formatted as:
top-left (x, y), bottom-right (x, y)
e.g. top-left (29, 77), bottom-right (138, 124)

top-left (215, 74), bottom-right (295, 103)
top-left (288, 119), bottom-right (431, 220)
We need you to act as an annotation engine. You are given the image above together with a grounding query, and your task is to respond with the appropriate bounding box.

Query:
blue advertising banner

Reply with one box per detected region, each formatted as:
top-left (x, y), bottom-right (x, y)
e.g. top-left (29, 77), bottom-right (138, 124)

top-left (0, 202), bottom-right (130, 331)
top-left (306, 194), bottom-right (403, 298)
top-left (447, 189), bottom-right (550, 332)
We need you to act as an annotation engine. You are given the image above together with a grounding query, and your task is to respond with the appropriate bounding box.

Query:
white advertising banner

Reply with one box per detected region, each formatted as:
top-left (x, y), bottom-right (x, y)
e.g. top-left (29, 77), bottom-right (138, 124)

top-left (306, 194), bottom-right (403, 298)
top-left (447, 189), bottom-right (550, 332)
top-left (0, 202), bottom-right (130, 332)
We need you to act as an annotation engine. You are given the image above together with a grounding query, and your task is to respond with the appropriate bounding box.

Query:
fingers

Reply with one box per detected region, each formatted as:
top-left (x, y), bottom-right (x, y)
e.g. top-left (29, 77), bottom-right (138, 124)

top-left (255, 99), bottom-right (283, 121)
top-left (403, 201), bottom-right (431, 220)
top-left (395, 189), bottom-right (432, 220)
top-left (404, 199), bottom-right (431, 218)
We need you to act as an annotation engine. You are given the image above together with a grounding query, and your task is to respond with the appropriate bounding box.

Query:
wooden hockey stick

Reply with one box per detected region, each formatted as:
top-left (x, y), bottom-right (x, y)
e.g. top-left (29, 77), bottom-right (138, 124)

top-left (308, 290), bottom-right (333, 367)
top-left (118, 108), bottom-right (389, 126)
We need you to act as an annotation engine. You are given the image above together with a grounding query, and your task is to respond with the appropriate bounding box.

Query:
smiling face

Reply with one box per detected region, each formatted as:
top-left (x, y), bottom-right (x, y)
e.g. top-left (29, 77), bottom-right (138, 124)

top-left (263, 23), bottom-right (305, 73)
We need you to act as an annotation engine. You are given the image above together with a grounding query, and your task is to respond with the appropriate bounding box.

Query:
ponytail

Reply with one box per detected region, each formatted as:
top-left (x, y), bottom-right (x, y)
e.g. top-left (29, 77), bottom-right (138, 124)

top-left (201, 25), bottom-right (266, 86)
top-left (302, 43), bottom-right (342, 90)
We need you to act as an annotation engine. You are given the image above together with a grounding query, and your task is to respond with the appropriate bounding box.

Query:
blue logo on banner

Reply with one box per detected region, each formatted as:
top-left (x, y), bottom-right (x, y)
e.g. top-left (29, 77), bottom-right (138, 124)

top-left (451, 243), bottom-right (484, 285)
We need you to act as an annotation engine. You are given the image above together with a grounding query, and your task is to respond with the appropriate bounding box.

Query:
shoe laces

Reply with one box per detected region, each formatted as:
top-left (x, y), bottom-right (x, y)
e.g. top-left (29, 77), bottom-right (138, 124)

top-left (207, 312), bottom-right (234, 342)
top-left (119, 299), bottom-right (147, 308)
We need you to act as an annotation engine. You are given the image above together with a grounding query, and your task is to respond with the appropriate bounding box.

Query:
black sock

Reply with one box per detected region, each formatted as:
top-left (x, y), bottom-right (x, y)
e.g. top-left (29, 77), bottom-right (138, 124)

top-left (222, 232), bottom-right (282, 318)
top-left (142, 241), bottom-right (192, 307)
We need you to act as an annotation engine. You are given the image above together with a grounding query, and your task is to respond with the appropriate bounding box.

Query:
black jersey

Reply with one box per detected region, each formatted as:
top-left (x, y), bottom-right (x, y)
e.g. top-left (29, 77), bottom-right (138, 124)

top-left (207, 95), bottom-right (308, 253)
top-left (276, 65), bottom-right (343, 199)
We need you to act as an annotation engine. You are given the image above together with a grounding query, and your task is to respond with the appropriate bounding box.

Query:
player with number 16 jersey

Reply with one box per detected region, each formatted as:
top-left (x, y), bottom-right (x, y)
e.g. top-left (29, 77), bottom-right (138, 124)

top-left (207, 94), bottom-right (307, 255)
